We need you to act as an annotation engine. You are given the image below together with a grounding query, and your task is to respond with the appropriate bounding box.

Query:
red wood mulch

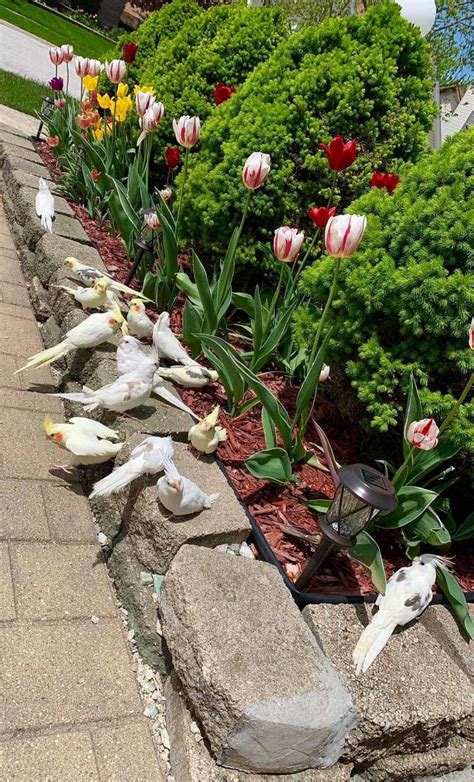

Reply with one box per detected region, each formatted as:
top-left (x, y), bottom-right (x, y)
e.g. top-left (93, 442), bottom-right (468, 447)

top-left (35, 141), bottom-right (474, 597)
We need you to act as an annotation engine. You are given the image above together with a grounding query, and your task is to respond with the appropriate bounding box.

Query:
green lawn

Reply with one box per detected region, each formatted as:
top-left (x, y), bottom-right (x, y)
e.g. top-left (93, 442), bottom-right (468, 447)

top-left (0, 69), bottom-right (49, 117)
top-left (0, 0), bottom-right (112, 58)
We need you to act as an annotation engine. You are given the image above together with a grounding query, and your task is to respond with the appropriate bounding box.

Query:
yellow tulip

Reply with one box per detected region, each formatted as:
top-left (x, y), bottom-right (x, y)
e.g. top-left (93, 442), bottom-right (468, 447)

top-left (96, 93), bottom-right (112, 110)
top-left (134, 84), bottom-right (155, 95)
top-left (117, 82), bottom-right (129, 98)
top-left (93, 127), bottom-right (104, 141)
top-left (83, 75), bottom-right (99, 92)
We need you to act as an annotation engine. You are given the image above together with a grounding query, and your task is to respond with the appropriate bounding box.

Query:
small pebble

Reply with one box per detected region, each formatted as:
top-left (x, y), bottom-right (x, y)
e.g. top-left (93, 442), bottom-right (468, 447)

top-left (97, 532), bottom-right (108, 546)
top-left (155, 618), bottom-right (163, 636)
top-left (140, 571), bottom-right (154, 586)
top-left (91, 615), bottom-right (99, 624)
top-left (153, 574), bottom-right (164, 593)
top-left (239, 541), bottom-right (255, 559)
top-left (160, 727), bottom-right (171, 750)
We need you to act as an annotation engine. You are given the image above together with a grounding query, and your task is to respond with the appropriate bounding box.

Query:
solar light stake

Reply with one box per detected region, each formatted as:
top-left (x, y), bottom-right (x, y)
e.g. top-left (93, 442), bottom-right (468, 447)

top-left (125, 236), bottom-right (154, 286)
top-left (295, 463), bottom-right (397, 592)
top-left (35, 96), bottom-right (55, 140)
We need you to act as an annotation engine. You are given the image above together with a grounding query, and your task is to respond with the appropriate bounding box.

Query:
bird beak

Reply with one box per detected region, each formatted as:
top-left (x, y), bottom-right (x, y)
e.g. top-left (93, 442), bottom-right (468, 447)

top-left (169, 479), bottom-right (182, 492)
top-left (204, 405), bottom-right (220, 431)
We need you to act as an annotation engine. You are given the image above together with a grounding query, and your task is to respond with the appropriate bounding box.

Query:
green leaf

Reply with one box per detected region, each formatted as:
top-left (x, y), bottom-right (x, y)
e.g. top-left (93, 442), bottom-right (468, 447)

top-left (403, 373), bottom-right (423, 459)
top-left (295, 328), bottom-right (331, 427)
top-left (376, 485), bottom-right (438, 529)
top-left (253, 286), bottom-right (264, 356)
top-left (348, 531), bottom-right (387, 595)
top-left (216, 226), bottom-right (237, 313)
top-left (406, 508), bottom-right (451, 546)
top-left (245, 448), bottom-right (293, 485)
top-left (192, 251), bottom-right (217, 333)
top-left (262, 407), bottom-right (277, 449)
top-left (405, 438), bottom-right (461, 486)
top-left (182, 300), bottom-right (203, 357)
top-left (175, 272), bottom-right (203, 310)
top-left (251, 305), bottom-right (296, 373)
top-left (436, 567), bottom-right (474, 641)
top-left (157, 210), bottom-right (178, 279)
top-left (453, 512), bottom-right (474, 542)
top-left (232, 291), bottom-right (256, 319)
top-left (199, 334), bottom-right (246, 407)
top-left (305, 498), bottom-right (332, 513)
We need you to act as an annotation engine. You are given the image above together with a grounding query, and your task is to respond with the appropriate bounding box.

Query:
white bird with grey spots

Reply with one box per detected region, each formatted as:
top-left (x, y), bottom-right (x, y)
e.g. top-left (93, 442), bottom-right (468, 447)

top-left (63, 257), bottom-right (150, 300)
top-left (36, 178), bottom-right (55, 233)
top-left (157, 459), bottom-right (219, 516)
top-left (115, 336), bottom-right (199, 419)
top-left (54, 356), bottom-right (157, 413)
top-left (157, 365), bottom-right (218, 388)
top-left (353, 554), bottom-right (452, 675)
top-left (89, 435), bottom-right (174, 498)
top-left (152, 312), bottom-right (198, 366)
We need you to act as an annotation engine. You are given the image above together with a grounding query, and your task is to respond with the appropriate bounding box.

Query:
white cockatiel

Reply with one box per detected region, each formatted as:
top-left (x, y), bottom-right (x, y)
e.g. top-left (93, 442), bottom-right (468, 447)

top-left (44, 416), bottom-right (123, 472)
top-left (152, 312), bottom-right (198, 366)
top-left (16, 304), bottom-right (125, 374)
top-left (53, 277), bottom-right (112, 310)
top-left (36, 178), bottom-right (55, 233)
top-left (115, 336), bottom-right (199, 420)
top-left (353, 554), bottom-right (453, 675)
top-left (157, 365), bottom-right (218, 388)
top-left (64, 257), bottom-right (150, 300)
top-left (157, 460), bottom-right (219, 516)
top-left (188, 405), bottom-right (227, 454)
top-left (127, 298), bottom-right (154, 339)
top-left (55, 356), bottom-right (157, 414)
top-left (89, 435), bottom-right (174, 498)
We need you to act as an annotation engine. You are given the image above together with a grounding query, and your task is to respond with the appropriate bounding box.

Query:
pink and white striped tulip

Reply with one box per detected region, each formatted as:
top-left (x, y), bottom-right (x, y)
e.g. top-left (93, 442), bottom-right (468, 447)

top-left (469, 317), bottom-right (474, 350)
top-left (242, 152), bottom-right (271, 190)
top-left (319, 364), bottom-right (330, 382)
top-left (137, 102), bottom-right (164, 145)
top-left (61, 44), bottom-right (74, 63)
top-left (74, 57), bottom-right (90, 77)
top-left (54, 98), bottom-right (66, 109)
top-left (105, 59), bottom-right (126, 84)
top-left (87, 59), bottom-right (102, 77)
top-left (144, 210), bottom-right (160, 230)
top-left (135, 91), bottom-right (155, 117)
top-left (273, 226), bottom-right (304, 263)
top-left (407, 418), bottom-right (439, 451)
top-left (159, 187), bottom-right (172, 201)
top-left (324, 214), bottom-right (367, 258)
top-left (49, 47), bottom-right (64, 66)
top-left (172, 115), bottom-right (201, 148)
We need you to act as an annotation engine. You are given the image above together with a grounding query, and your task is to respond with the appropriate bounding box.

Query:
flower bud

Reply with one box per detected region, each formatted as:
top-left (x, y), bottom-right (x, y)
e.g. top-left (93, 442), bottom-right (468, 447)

top-left (307, 206), bottom-right (336, 229)
top-left (319, 364), bottom-right (330, 382)
top-left (172, 115), bottom-right (201, 148)
top-left (135, 91), bottom-right (155, 117)
top-left (406, 418), bottom-right (439, 451)
top-left (105, 59), bottom-right (126, 84)
top-left (324, 214), bottom-right (367, 258)
top-left (242, 152), bottom-right (271, 190)
top-left (49, 47), bottom-right (64, 66)
top-left (122, 42), bottom-right (138, 64)
top-left (144, 210), bottom-right (160, 230)
top-left (320, 136), bottom-right (357, 171)
top-left (60, 44), bottom-right (74, 63)
top-left (74, 57), bottom-right (90, 77)
top-left (159, 188), bottom-right (172, 201)
top-left (273, 226), bottom-right (304, 263)
top-left (87, 59), bottom-right (103, 77)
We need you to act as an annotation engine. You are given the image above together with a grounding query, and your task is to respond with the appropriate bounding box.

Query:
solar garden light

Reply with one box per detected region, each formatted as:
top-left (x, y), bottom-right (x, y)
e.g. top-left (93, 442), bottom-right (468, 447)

top-left (35, 96), bottom-right (55, 140)
top-left (295, 463), bottom-right (397, 592)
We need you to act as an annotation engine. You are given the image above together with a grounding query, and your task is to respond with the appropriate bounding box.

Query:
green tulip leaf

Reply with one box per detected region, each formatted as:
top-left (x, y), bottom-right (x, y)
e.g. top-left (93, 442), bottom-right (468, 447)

top-left (376, 485), bottom-right (438, 529)
top-left (348, 531), bottom-right (387, 595)
top-left (245, 448), bottom-right (292, 485)
top-left (436, 567), bottom-right (474, 641)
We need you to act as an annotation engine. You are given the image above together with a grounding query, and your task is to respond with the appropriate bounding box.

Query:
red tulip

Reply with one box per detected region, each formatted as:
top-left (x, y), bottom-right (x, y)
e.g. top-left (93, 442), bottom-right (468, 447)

top-left (407, 418), bottom-right (439, 451)
top-left (213, 82), bottom-right (235, 106)
top-left (165, 146), bottom-right (181, 169)
top-left (307, 206), bottom-right (336, 229)
top-left (91, 169), bottom-right (101, 182)
top-left (46, 136), bottom-right (59, 147)
top-left (320, 136), bottom-right (357, 171)
top-left (122, 42), bottom-right (138, 64)
top-left (371, 171), bottom-right (400, 194)
top-left (370, 171), bottom-right (386, 189)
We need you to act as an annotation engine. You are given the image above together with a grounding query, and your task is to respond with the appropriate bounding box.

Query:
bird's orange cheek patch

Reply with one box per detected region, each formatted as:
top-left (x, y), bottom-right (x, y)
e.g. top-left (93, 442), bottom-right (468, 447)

top-left (54, 433), bottom-right (64, 441)
top-left (108, 318), bottom-right (117, 326)
top-left (133, 305), bottom-right (141, 312)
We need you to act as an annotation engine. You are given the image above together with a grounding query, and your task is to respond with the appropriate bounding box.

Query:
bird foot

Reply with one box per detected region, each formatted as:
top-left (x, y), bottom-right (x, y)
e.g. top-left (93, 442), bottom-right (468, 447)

top-left (120, 412), bottom-right (139, 420)
top-left (52, 463), bottom-right (74, 474)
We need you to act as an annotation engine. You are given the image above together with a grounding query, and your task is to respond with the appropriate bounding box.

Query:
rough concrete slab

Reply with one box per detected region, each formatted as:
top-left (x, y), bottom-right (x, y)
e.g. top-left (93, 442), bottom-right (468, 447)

top-left (0, 129), bottom-right (35, 150)
top-left (0, 478), bottom-right (50, 540)
top-left (102, 436), bottom-right (251, 574)
top-left (0, 279), bottom-right (31, 308)
top-left (2, 730), bottom-right (99, 780)
top-left (2, 618), bottom-right (142, 732)
top-left (23, 209), bottom-right (92, 252)
top-left (2, 164), bottom-right (53, 196)
top-left (42, 484), bottom-right (96, 543)
top-left (0, 232), bottom-right (15, 251)
top-left (0, 121), bottom-right (34, 138)
top-left (0, 141), bottom-right (39, 166)
top-left (0, 353), bottom-right (21, 388)
top-left (0, 384), bottom-right (62, 413)
top-left (14, 184), bottom-right (74, 220)
top-left (17, 358), bottom-right (59, 395)
top-left (0, 407), bottom-right (77, 484)
top-left (0, 542), bottom-right (16, 619)
top-left (160, 545), bottom-right (357, 774)
top-left (12, 542), bottom-right (116, 620)
top-left (0, 252), bottom-right (23, 284)
top-left (303, 604), bottom-right (474, 765)
top-left (0, 311), bottom-right (43, 356)
top-left (357, 737), bottom-right (474, 781)
top-left (0, 300), bottom-right (34, 320)
top-left (92, 719), bottom-right (164, 781)
top-left (165, 671), bottom-right (353, 782)
top-left (33, 233), bottom-right (104, 285)
top-left (2, 152), bottom-right (51, 181)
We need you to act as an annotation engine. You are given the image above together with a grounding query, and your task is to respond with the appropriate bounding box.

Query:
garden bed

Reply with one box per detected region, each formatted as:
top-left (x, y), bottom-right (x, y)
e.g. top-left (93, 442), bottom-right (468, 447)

top-left (35, 137), bottom-right (474, 602)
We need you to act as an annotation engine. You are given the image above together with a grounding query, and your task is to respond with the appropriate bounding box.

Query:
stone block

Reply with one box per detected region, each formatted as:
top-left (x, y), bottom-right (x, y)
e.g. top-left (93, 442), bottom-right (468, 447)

top-left (0, 479), bottom-right (50, 540)
top-left (22, 207), bottom-right (91, 252)
top-left (165, 672), bottom-right (353, 782)
top-left (0, 130), bottom-right (36, 153)
top-left (40, 314), bottom-right (62, 349)
top-left (42, 484), bottom-right (97, 542)
top-left (0, 140), bottom-right (39, 166)
top-left (303, 604), bottom-right (473, 765)
top-left (2, 152), bottom-right (51, 182)
top-left (0, 310), bottom-right (43, 357)
top-left (34, 233), bottom-right (103, 285)
top-left (160, 545), bottom-right (357, 774)
top-left (2, 165), bottom-right (53, 198)
top-left (15, 183), bottom-right (74, 219)
top-left (0, 279), bottom-right (30, 308)
top-left (28, 275), bottom-right (52, 321)
top-left (91, 719), bottom-right (165, 781)
top-left (104, 436), bottom-right (250, 573)
top-left (358, 737), bottom-right (474, 781)
top-left (0, 250), bottom-right (23, 284)
top-left (2, 731), bottom-right (99, 780)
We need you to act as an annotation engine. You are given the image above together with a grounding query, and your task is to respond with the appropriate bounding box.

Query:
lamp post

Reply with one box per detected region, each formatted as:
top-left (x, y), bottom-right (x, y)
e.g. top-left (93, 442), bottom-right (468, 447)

top-left (295, 463), bottom-right (397, 592)
top-left (125, 236), bottom-right (154, 287)
top-left (35, 96), bottom-right (55, 140)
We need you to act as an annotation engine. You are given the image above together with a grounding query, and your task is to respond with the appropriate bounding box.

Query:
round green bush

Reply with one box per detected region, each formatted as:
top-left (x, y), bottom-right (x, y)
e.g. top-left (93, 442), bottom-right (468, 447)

top-left (139, 3), bottom-right (290, 152)
top-left (178, 3), bottom-right (436, 266)
top-left (296, 127), bottom-right (474, 451)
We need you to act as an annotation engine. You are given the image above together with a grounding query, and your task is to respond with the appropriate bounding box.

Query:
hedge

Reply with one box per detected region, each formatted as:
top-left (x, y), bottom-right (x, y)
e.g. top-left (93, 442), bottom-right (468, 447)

top-left (178, 3), bottom-right (436, 267)
top-left (296, 127), bottom-right (474, 451)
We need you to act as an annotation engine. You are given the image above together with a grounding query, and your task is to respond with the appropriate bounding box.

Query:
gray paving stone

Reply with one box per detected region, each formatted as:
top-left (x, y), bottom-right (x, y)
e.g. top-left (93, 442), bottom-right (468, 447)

top-left (22, 207), bottom-right (91, 252)
top-left (1, 618), bottom-right (142, 732)
top-left (0, 311), bottom-right (43, 356)
top-left (2, 730), bottom-right (99, 780)
top-left (0, 140), bottom-right (39, 165)
top-left (2, 152), bottom-right (51, 181)
top-left (359, 737), bottom-right (474, 781)
top-left (92, 719), bottom-right (165, 781)
top-left (42, 484), bottom-right (96, 542)
top-left (0, 130), bottom-right (36, 152)
top-left (2, 165), bottom-right (54, 197)
top-left (0, 385), bottom-right (63, 413)
top-left (0, 543), bottom-right (16, 619)
top-left (0, 280), bottom-right (30, 308)
top-left (0, 233), bottom-right (15, 251)
top-left (0, 479), bottom-right (50, 540)
top-left (0, 301), bottom-right (34, 320)
top-left (12, 542), bottom-right (116, 620)
top-left (14, 184), bottom-right (74, 220)
top-left (0, 252), bottom-right (23, 284)
top-left (0, 353), bottom-right (22, 388)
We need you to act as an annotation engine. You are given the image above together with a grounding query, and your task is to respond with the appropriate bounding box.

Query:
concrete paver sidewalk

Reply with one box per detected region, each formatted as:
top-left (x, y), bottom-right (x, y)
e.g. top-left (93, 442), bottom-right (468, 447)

top-left (0, 202), bottom-right (163, 779)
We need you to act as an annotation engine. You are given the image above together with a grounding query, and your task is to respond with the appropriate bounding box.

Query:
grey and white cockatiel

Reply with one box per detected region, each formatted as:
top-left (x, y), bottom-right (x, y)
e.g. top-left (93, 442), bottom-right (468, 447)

top-left (89, 435), bottom-right (174, 498)
top-left (353, 554), bottom-right (452, 675)
top-left (152, 312), bottom-right (198, 366)
top-left (63, 257), bottom-right (150, 300)
top-left (157, 459), bottom-right (219, 516)
top-left (36, 178), bottom-right (55, 233)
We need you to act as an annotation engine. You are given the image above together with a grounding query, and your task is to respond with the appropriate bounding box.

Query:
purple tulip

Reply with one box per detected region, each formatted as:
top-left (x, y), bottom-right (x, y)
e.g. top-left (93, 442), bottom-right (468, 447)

top-left (49, 76), bottom-right (64, 92)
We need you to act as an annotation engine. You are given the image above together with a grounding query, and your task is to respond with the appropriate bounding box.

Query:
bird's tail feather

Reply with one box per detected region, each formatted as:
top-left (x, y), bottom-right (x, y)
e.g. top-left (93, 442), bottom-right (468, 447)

top-left (55, 386), bottom-right (98, 411)
top-left (204, 493), bottom-right (219, 509)
top-left (41, 214), bottom-right (53, 233)
top-left (89, 460), bottom-right (141, 498)
top-left (154, 386), bottom-right (199, 420)
top-left (353, 615), bottom-right (397, 675)
top-left (52, 284), bottom-right (76, 294)
top-left (15, 341), bottom-right (70, 373)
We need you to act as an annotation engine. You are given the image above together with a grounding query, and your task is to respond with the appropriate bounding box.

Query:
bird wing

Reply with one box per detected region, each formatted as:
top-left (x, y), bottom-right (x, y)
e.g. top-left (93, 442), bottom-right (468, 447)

top-left (65, 431), bottom-right (112, 457)
top-left (70, 417), bottom-right (119, 440)
top-left (95, 376), bottom-right (149, 406)
top-left (36, 190), bottom-right (55, 233)
top-left (377, 567), bottom-right (431, 626)
top-left (131, 436), bottom-right (174, 472)
top-left (66, 312), bottom-right (113, 347)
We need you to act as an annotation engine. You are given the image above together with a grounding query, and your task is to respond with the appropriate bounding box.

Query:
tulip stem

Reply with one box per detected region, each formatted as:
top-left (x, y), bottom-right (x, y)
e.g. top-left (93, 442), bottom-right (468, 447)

top-left (236, 189), bottom-right (251, 245)
top-left (439, 372), bottom-right (474, 435)
top-left (111, 83), bottom-right (118, 160)
top-left (65, 63), bottom-right (69, 97)
top-left (175, 147), bottom-right (189, 239)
